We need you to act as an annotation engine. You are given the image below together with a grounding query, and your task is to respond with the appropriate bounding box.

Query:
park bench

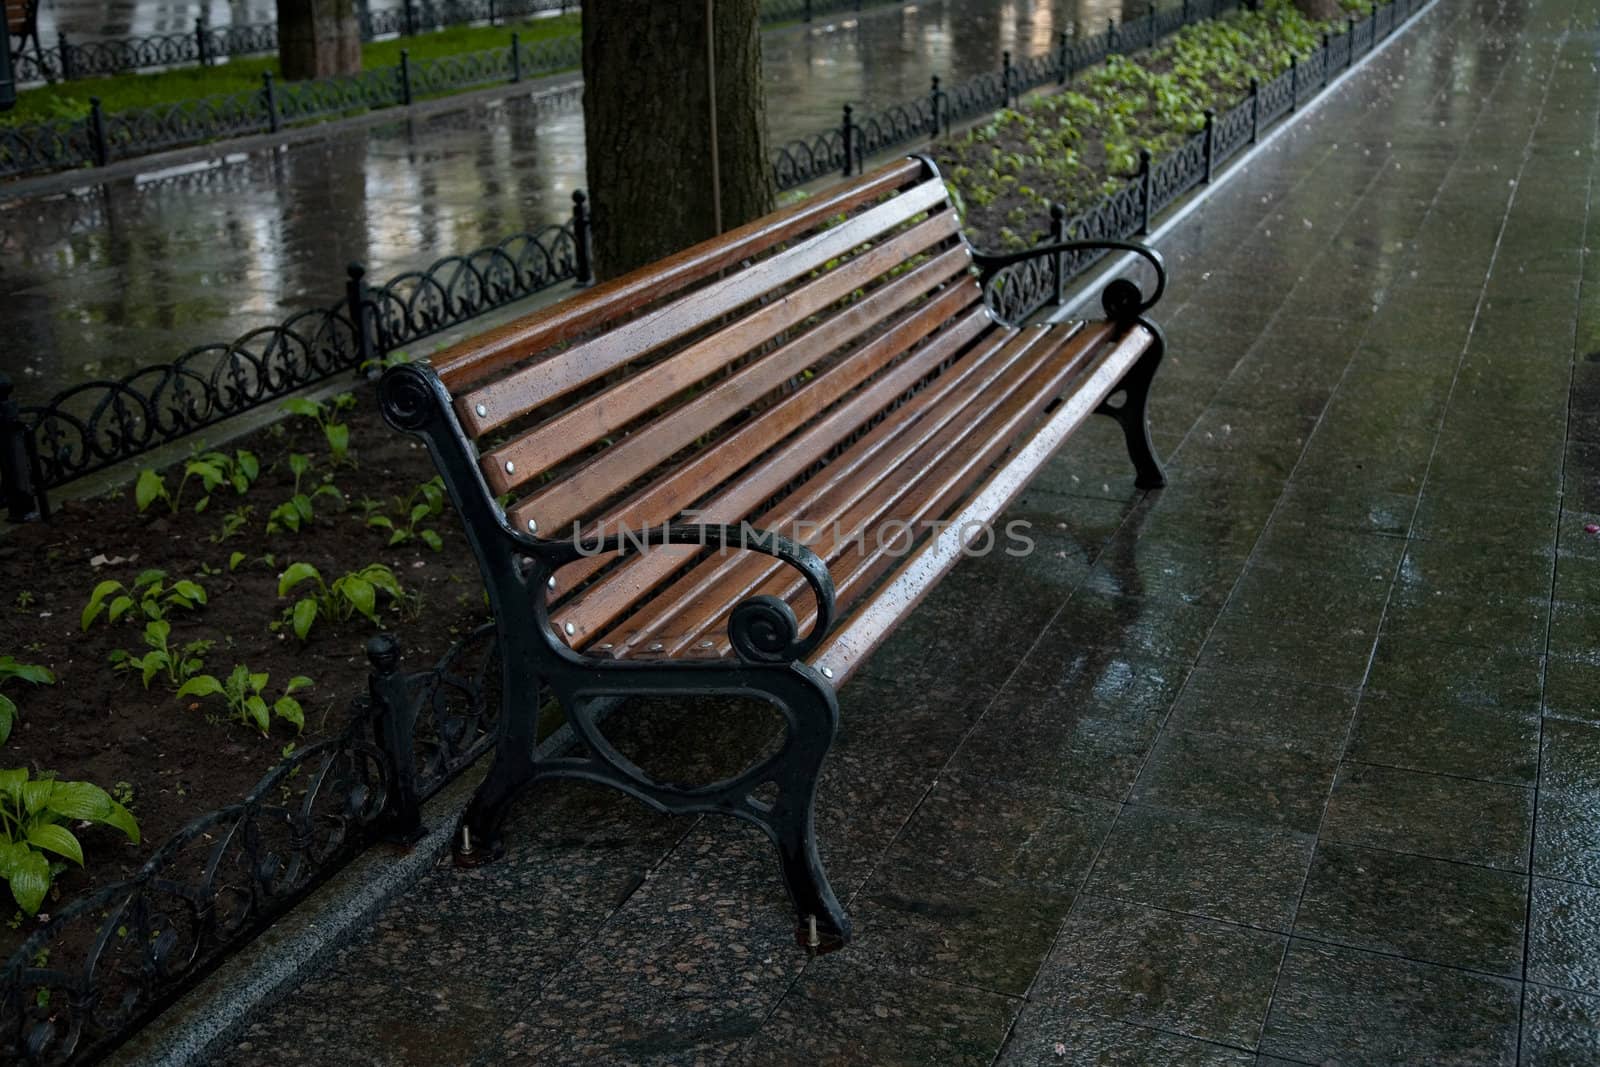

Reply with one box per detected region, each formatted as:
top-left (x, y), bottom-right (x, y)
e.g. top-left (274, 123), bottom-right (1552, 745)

top-left (5, 0), bottom-right (40, 65)
top-left (377, 155), bottom-right (1168, 952)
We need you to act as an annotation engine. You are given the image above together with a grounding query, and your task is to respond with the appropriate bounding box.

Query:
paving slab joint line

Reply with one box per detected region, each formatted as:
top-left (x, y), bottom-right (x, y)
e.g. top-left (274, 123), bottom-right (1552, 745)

top-left (1050, 0), bottom-right (1442, 324)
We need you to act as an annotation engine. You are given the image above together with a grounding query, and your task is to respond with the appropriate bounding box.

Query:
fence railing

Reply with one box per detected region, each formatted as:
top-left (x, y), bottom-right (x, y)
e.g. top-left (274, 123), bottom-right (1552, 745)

top-left (0, 188), bottom-right (592, 521)
top-left (772, 0), bottom-right (1240, 191)
top-left (0, 626), bottom-right (503, 1067)
top-left (0, 36), bottom-right (581, 180)
top-left (9, 0), bottom-right (903, 84)
top-left (981, 0), bottom-right (1422, 325)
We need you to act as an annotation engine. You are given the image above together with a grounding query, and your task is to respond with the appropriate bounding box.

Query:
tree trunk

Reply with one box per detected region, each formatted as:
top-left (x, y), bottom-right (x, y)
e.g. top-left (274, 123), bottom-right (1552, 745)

top-left (277, 0), bottom-right (362, 81)
top-left (1292, 0), bottom-right (1344, 19)
top-left (582, 0), bottom-right (776, 281)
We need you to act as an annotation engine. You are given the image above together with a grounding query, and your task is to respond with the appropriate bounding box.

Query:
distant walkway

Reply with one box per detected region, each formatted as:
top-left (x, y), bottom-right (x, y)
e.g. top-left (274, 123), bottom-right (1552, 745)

top-left (199, 0), bottom-right (1600, 1063)
top-left (3, 0), bottom-right (1129, 406)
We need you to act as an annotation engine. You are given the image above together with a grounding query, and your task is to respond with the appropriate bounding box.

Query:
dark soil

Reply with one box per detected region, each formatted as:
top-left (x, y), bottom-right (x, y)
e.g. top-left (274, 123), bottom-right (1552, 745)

top-left (0, 382), bottom-right (489, 956)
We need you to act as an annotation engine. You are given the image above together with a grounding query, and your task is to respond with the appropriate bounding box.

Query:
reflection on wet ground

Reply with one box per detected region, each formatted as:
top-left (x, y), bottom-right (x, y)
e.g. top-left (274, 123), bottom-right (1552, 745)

top-left (211, 0), bottom-right (1600, 1062)
top-left (5, 0), bottom-right (1150, 401)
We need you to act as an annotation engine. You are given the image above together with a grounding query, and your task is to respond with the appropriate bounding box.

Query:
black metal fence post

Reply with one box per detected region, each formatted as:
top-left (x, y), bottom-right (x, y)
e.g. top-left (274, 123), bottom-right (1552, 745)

top-left (346, 263), bottom-right (379, 372)
top-left (1249, 76), bottom-right (1260, 141)
top-left (804, 0), bottom-right (812, 20)
top-left (1049, 202), bottom-right (1067, 305)
top-left (366, 635), bottom-right (424, 844)
top-left (58, 34), bottom-right (74, 81)
top-left (1056, 30), bottom-right (1068, 84)
top-left (1182, 0), bottom-right (1190, 26)
top-left (404, 0), bottom-right (416, 37)
top-left (1321, 34), bottom-right (1330, 85)
top-left (1001, 50), bottom-right (1013, 108)
top-left (1202, 107), bottom-right (1215, 181)
top-left (399, 48), bottom-right (414, 106)
top-left (571, 189), bottom-right (594, 287)
top-left (1138, 148), bottom-right (1152, 234)
top-left (87, 98), bottom-right (109, 166)
top-left (928, 75), bottom-right (942, 140)
top-left (1107, 17), bottom-right (1118, 54)
top-left (510, 31), bottom-right (521, 82)
top-left (195, 17), bottom-right (211, 66)
top-left (840, 102), bottom-right (856, 177)
top-left (1347, 17), bottom-right (1357, 66)
top-left (262, 71), bottom-right (281, 133)
top-left (1290, 54), bottom-right (1298, 110)
top-left (1148, 3), bottom-right (1156, 49)
top-left (0, 374), bottom-right (45, 524)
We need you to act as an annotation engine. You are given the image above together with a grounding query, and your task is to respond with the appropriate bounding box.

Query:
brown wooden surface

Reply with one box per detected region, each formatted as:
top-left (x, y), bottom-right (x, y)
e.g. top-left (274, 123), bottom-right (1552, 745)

top-left (481, 211), bottom-right (965, 496)
top-left (5, 0), bottom-right (30, 32)
top-left (461, 177), bottom-right (955, 457)
top-left (432, 158), bottom-right (926, 393)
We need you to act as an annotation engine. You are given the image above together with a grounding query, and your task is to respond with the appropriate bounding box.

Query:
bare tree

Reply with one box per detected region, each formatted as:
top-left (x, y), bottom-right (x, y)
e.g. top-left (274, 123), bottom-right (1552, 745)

top-left (277, 0), bottom-right (362, 81)
top-left (582, 0), bottom-right (776, 280)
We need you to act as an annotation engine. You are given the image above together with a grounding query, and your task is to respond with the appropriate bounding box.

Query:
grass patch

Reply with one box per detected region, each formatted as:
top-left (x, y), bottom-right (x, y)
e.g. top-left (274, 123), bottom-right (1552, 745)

top-left (3, 13), bottom-right (578, 126)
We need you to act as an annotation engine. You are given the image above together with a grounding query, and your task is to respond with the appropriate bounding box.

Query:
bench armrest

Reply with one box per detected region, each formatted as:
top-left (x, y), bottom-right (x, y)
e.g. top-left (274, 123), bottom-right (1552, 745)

top-left (523, 522), bottom-right (838, 667)
top-left (970, 238), bottom-right (1167, 319)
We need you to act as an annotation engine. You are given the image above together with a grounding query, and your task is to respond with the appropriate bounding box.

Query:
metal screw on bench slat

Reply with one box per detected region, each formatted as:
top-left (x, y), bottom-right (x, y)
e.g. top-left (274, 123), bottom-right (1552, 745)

top-left (526, 517), bottom-right (537, 533)
top-left (649, 642), bottom-right (664, 652)
top-left (475, 403), bottom-right (487, 417)
top-left (820, 666), bottom-right (834, 679)
top-left (564, 622), bottom-right (575, 636)
top-left (699, 640), bottom-right (714, 649)
top-left (505, 460), bottom-right (515, 474)
top-left (547, 575), bottom-right (556, 590)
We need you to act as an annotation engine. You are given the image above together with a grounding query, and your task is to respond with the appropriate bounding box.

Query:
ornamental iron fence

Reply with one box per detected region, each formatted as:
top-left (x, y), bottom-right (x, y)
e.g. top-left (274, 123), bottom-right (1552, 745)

top-left (0, 37), bottom-right (582, 180)
top-left (0, 625), bottom-right (504, 1066)
top-left (0, 190), bottom-right (589, 520)
top-left (9, 0), bottom-right (906, 85)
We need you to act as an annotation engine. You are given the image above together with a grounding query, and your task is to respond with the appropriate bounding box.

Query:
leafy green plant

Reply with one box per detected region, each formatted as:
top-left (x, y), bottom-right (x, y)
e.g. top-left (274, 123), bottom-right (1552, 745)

top-left (266, 453), bottom-right (344, 534)
top-left (276, 563), bottom-right (403, 640)
top-left (210, 504), bottom-right (254, 544)
top-left (0, 769), bottom-right (140, 916)
top-left (135, 449), bottom-right (260, 514)
top-left (0, 657), bottom-right (53, 747)
top-left (281, 393), bottom-right (357, 466)
top-left (81, 570), bottom-right (207, 630)
top-left (178, 667), bottom-right (312, 735)
top-left (363, 476), bottom-right (446, 551)
top-left (109, 621), bottom-right (212, 691)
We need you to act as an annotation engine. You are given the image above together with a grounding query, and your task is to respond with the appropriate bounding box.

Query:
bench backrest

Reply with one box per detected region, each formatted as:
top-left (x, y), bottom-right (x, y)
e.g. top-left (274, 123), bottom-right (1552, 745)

top-left (6, 0), bottom-right (33, 36)
top-left (430, 156), bottom-right (992, 560)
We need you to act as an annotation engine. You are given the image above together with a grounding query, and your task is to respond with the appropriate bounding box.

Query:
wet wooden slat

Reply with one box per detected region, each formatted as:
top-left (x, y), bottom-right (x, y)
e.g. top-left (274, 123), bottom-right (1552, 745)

top-left (482, 213), bottom-right (966, 496)
top-left (457, 177), bottom-right (954, 442)
top-left (512, 245), bottom-right (979, 536)
top-left (432, 158), bottom-right (928, 391)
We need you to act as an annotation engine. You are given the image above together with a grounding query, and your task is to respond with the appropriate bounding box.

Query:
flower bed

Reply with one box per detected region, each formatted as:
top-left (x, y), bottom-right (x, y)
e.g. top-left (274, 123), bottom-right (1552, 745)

top-left (0, 377), bottom-right (483, 959)
top-left (936, 0), bottom-right (1358, 247)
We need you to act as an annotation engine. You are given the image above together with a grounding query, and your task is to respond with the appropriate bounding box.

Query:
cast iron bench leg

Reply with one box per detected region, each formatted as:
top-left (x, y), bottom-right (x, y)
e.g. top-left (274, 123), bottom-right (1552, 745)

top-left (1095, 317), bottom-right (1168, 490)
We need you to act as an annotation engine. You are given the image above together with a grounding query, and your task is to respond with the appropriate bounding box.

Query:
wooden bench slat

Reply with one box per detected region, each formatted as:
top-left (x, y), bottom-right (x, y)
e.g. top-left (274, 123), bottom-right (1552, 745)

top-left (513, 244), bottom-right (979, 538)
top-left (606, 322), bottom-right (1108, 658)
top-left (481, 211), bottom-right (966, 496)
top-left (549, 296), bottom-right (1002, 644)
top-left (457, 177), bottom-right (955, 441)
top-left (812, 324), bottom-right (1158, 685)
top-left (585, 323), bottom-right (1073, 656)
top-left (685, 324), bottom-right (1117, 658)
top-left (433, 158), bottom-right (927, 392)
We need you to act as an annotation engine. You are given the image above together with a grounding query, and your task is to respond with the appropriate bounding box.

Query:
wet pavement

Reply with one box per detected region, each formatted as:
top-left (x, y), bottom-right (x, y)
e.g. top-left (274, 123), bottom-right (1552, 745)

top-left (3, 0), bottom-right (1135, 404)
top-left (190, 0), bottom-right (1600, 1062)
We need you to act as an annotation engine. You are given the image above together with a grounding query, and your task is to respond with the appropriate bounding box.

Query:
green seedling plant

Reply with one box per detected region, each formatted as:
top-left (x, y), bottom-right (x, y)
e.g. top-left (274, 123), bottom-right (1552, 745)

top-left (210, 504), bottom-right (254, 543)
top-left (266, 453), bottom-right (344, 534)
top-left (281, 392), bottom-right (357, 466)
top-left (135, 449), bottom-right (259, 514)
top-left (109, 621), bottom-right (212, 691)
top-left (81, 570), bottom-right (206, 630)
top-left (364, 476), bottom-right (446, 551)
top-left (277, 562), bottom-right (403, 640)
top-left (178, 667), bottom-right (311, 735)
top-left (0, 769), bottom-right (140, 916)
top-left (0, 657), bottom-right (53, 747)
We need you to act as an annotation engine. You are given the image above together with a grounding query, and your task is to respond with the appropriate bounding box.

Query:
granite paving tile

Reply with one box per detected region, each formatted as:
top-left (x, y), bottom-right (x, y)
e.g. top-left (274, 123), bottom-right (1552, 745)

top-left (1320, 762), bottom-right (1535, 871)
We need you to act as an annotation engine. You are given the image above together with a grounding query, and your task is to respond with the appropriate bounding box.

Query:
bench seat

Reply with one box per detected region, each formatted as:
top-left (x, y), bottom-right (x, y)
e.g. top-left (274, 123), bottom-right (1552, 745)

top-left (379, 155), bottom-right (1168, 952)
